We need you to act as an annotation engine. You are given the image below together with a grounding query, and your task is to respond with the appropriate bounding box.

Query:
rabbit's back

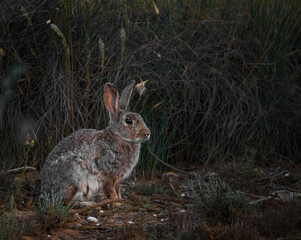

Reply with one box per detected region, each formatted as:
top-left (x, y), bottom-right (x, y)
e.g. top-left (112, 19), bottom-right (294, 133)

top-left (41, 129), bottom-right (98, 171)
top-left (40, 129), bottom-right (101, 199)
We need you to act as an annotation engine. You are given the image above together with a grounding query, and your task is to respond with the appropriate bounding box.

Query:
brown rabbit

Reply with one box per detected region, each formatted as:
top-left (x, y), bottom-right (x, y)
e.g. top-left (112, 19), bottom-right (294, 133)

top-left (40, 81), bottom-right (150, 202)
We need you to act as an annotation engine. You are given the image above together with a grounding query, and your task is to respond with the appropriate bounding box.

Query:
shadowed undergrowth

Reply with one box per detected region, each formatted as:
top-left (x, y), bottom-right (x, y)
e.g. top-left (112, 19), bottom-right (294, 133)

top-left (0, 0), bottom-right (300, 175)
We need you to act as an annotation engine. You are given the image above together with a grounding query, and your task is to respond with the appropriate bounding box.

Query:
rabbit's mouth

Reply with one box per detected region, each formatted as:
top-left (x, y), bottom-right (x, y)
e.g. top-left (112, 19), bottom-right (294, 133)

top-left (120, 129), bottom-right (151, 143)
top-left (121, 135), bottom-right (150, 143)
top-left (136, 128), bottom-right (151, 142)
top-left (139, 136), bottom-right (150, 142)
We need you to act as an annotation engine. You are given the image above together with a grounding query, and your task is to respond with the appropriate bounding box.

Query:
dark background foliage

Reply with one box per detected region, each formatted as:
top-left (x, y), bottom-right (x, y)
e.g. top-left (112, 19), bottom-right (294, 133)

top-left (0, 0), bottom-right (300, 176)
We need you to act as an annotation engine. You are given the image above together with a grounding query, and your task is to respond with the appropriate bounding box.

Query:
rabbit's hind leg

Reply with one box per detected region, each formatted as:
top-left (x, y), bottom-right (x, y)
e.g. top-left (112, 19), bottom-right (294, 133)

top-left (64, 185), bottom-right (78, 204)
top-left (71, 182), bottom-right (88, 202)
top-left (71, 191), bottom-right (85, 202)
top-left (85, 175), bottom-right (101, 200)
top-left (71, 191), bottom-right (95, 208)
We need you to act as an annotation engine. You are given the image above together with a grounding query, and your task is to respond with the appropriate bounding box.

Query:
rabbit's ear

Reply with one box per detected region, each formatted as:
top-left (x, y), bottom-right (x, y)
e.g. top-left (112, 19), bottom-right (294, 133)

top-left (120, 80), bottom-right (135, 110)
top-left (104, 83), bottom-right (120, 118)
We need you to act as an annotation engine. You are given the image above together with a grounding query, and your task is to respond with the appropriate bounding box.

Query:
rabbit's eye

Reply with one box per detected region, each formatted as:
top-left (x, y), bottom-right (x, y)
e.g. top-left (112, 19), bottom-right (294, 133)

top-left (125, 118), bottom-right (133, 125)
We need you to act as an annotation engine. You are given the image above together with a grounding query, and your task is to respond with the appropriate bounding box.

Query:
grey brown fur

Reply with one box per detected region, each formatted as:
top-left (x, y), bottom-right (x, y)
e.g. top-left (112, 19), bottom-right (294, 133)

top-left (40, 81), bottom-right (150, 202)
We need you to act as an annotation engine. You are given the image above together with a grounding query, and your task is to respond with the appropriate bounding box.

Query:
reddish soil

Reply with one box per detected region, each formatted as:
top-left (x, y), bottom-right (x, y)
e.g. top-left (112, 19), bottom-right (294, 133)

top-left (1, 162), bottom-right (301, 240)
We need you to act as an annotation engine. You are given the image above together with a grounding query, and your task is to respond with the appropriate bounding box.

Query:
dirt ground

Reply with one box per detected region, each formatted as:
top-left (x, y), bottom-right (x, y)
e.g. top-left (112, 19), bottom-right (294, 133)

top-left (1, 161), bottom-right (301, 240)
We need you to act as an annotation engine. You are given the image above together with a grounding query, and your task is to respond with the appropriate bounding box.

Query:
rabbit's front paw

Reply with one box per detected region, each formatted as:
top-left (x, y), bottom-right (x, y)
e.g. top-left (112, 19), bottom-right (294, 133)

top-left (112, 202), bottom-right (121, 207)
top-left (103, 178), bottom-right (121, 200)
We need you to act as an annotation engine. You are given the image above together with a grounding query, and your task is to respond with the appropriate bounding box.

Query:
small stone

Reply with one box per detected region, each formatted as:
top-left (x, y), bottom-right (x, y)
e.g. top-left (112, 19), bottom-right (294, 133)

top-left (99, 210), bottom-right (104, 213)
top-left (87, 216), bottom-right (98, 223)
top-left (180, 209), bottom-right (186, 213)
top-left (128, 221), bottom-right (134, 224)
top-left (153, 214), bottom-right (157, 217)
top-left (180, 193), bottom-right (185, 197)
top-left (74, 223), bottom-right (82, 229)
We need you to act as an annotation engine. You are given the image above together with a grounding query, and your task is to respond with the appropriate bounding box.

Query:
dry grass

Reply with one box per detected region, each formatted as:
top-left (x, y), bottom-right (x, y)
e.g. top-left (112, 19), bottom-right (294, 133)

top-left (0, 0), bottom-right (300, 176)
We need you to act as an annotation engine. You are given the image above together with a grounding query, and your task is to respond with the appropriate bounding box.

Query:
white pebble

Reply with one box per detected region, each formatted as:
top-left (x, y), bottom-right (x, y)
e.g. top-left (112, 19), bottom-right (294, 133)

top-left (153, 214), bottom-right (157, 217)
top-left (99, 210), bottom-right (104, 213)
top-left (161, 219), bottom-right (165, 222)
top-left (128, 221), bottom-right (134, 224)
top-left (180, 209), bottom-right (186, 213)
top-left (87, 216), bottom-right (98, 223)
top-left (180, 193), bottom-right (185, 197)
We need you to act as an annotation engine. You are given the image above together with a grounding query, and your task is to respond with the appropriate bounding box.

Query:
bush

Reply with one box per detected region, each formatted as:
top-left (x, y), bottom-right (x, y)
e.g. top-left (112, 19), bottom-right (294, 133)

top-left (35, 192), bottom-right (73, 229)
top-left (0, 198), bottom-right (27, 240)
top-left (0, 0), bottom-right (300, 175)
top-left (187, 175), bottom-right (255, 220)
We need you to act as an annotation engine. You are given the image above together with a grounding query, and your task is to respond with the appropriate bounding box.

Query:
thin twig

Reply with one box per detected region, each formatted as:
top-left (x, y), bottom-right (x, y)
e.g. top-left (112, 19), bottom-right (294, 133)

top-left (147, 147), bottom-right (196, 178)
top-left (268, 185), bottom-right (301, 194)
top-left (73, 199), bottom-right (130, 214)
top-left (0, 167), bottom-right (36, 176)
top-left (150, 195), bottom-right (190, 204)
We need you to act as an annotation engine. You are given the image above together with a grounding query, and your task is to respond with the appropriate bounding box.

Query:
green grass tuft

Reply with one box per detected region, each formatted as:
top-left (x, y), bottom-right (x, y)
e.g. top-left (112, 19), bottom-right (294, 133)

top-left (0, 197), bottom-right (27, 240)
top-left (35, 192), bottom-right (73, 229)
top-left (187, 175), bottom-right (255, 220)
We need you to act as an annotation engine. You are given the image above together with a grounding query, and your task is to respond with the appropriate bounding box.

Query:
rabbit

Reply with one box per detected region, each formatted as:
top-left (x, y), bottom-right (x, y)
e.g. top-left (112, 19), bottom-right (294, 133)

top-left (40, 81), bottom-right (151, 203)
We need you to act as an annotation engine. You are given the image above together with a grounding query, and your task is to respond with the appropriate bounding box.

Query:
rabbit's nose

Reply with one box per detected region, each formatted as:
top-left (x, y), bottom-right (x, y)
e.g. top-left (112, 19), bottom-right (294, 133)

top-left (144, 129), bottom-right (151, 138)
top-left (139, 128), bottom-right (151, 141)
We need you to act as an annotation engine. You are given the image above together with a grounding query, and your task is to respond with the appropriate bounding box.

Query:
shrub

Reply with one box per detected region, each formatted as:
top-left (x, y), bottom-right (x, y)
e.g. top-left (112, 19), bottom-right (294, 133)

top-left (187, 175), bottom-right (255, 220)
top-left (35, 192), bottom-right (73, 229)
top-left (0, 198), bottom-right (27, 240)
